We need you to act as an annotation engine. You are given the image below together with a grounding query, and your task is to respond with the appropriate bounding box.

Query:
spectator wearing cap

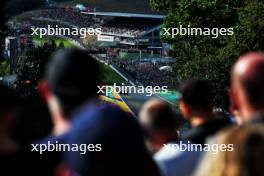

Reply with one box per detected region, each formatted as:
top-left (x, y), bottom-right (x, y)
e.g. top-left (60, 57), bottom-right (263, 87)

top-left (139, 99), bottom-right (201, 176)
top-left (179, 78), bottom-right (231, 145)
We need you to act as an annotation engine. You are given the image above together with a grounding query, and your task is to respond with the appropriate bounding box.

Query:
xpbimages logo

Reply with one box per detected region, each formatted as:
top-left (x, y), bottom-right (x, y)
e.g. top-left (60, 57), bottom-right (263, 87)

top-left (31, 25), bottom-right (102, 38)
top-left (162, 25), bottom-right (234, 39)
top-left (97, 83), bottom-right (168, 96)
top-left (31, 141), bottom-right (102, 154)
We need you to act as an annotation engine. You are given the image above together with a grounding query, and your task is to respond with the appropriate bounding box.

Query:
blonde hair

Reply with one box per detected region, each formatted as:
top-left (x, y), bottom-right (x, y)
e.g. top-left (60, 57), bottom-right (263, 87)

top-left (194, 124), bottom-right (264, 176)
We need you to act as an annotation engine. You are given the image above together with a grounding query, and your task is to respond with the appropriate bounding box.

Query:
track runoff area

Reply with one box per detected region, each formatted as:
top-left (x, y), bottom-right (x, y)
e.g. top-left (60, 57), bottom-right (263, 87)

top-left (98, 85), bottom-right (179, 118)
top-left (99, 87), bottom-right (132, 114)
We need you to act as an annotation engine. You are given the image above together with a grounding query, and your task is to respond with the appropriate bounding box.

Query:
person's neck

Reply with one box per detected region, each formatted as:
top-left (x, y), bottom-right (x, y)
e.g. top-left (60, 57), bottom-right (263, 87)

top-left (156, 132), bottom-right (179, 152)
top-left (190, 112), bottom-right (214, 127)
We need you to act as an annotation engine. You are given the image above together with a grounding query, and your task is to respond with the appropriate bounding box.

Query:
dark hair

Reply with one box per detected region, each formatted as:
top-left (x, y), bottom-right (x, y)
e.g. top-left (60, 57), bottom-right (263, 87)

top-left (179, 78), bottom-right (213, 111)
top-left (46, 49), bottom-right (100, 116)
top-left (241, 61), bottom-right (264, 109)
top-left (144, 101), bottom-right (177, 131)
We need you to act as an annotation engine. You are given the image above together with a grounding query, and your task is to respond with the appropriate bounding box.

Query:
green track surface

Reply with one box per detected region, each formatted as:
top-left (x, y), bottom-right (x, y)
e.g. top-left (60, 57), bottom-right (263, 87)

top-left (156, 90), bottom-right (180, 104)
top-left (98, 63), bottom-right (127, 85)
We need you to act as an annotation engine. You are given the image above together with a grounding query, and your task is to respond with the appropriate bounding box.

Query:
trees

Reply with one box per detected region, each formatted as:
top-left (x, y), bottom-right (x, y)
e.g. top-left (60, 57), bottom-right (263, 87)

top-left (5, 0), bottom-right (45, 16)
top-left (150, 0), bottom-right (264, 109)
top-left (0, 0), bottom-right (8, 61)
top-left (15, 44), bottom-right (56, 97)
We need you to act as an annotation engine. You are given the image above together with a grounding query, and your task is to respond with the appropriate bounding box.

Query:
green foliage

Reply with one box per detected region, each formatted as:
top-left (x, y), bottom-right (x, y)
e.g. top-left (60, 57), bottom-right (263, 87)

top-left (98, 63), bottom-right (127, 85)
top-left (0, 61), bottom-right (10, 76)
top-left (0, 0), bottom-right (8, 55)
top-left (5, 0), bottom-right (45, 16)
top-left (15, 45), bottom-right (56, 97)
top-left (33, 36), bottom-right (77, 48)
top-left (151, 0), bottom-right (264, 109)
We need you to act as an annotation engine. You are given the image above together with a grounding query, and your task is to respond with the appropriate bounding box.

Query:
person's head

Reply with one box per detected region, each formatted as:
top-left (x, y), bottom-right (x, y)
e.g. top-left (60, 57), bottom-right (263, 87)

top-left (195, 124), bottom-right (264, 176)
top-left (139, 99), bottom-right (178, 153)
top-left (179, 78), bottom-right (214, 124)
top-left (66, 105), bottom-right (160, 176)
top-left (39, 48), bottom-right (100, 120)
top-left (230, 52), bottom-right (264, 124)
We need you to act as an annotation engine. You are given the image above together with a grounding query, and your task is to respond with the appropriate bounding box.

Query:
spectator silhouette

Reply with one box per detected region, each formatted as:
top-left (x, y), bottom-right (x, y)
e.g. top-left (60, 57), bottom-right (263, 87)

top-left (139, 99), bottom-right (201, 176)
top-left (179, 78), bottom-right (231, 145)
top-left (0, 84), bottom-right (27, 175)
top-left (38, 48), bottom-right (100, 139)
top-left (33, 48), bottom-right (101, 175)
top-left (194, 123), bottom-right (264, 176)
top-left (230, 52), bottom-right (264, 124)
top-left (65, 101), bottom-right (160, 176)
top-left (139, 99), bottom-right (179, 154)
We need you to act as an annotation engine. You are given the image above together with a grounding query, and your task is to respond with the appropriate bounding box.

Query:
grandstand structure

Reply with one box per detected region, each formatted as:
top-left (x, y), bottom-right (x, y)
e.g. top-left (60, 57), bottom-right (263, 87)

top-left (15, 7), bottom-right (164, 49)
top-left (8, 3), bottom-right (177, 113)
top-left (82, 12), bottom-right (164, 49)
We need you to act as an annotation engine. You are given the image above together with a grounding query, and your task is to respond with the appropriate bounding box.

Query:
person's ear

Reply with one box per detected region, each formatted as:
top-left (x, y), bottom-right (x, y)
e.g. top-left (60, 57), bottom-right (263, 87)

top-left (229, 87), bottom-right (244, 124)
top-left (229, 87), bottom-right (240, 114)
top-left (38, 79), bottom-right (50, 103)
top-left (179, 100), bottom-right (190, 118)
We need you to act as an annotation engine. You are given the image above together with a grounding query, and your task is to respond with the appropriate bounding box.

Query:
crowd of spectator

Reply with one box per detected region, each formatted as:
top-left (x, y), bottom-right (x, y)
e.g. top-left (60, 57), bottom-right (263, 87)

top-left (127, 62), bottom-right (177, 88)
top-left (1, 49), bottom-right (264, 176)
top-left (34, 7), bottom-right (98, 28)
top-left (20, 19), bottom-right (82, 42)
top-left (18, 7), bottom-right (161, 38)
top-left (108, 54), bottom-right (178, 88)
top-left (101, 17), bottom-right (161, 37)
top-left (13, 6), bottom-right (162, 48)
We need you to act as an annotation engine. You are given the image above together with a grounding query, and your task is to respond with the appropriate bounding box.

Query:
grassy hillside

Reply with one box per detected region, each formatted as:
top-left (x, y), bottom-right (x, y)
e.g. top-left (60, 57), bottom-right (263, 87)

top-left (33, 36), bottom-right (77, 48)
top-left (99, 62), bottom-right (127, 85)
top-left (33, 35), bottom-right (126, 85)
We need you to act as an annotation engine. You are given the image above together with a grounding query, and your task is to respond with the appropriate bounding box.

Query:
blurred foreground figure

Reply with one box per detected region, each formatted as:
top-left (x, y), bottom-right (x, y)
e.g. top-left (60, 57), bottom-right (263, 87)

top-left (139, 99), bottom-right (179, 154)
top-left (230, 52), bottom-right (264, 124)
top-left (0, 84), bottom-right (24, 175)
top-left (39, 48), bottom-right (100, 139)
top-left (34, 49), bottom-right (100, 175)
top-left (65, 103), bottom-right (160, 176)
top-left (0, 84), bottom-right (17, 154)
top-left (179, 78), bottom-right (231, 145)
top-left (194, 124), bottom-right (264, 176)
top-left (139, 99), bottom-right (201, 176)
top-left (0, 84), bottom-right (54, 176)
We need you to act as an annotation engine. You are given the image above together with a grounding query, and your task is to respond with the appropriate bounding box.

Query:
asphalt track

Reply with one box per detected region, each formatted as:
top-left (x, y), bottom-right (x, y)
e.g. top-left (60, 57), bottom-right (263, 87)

top-left (120, 92), bottom-right (172, 117)
top-left (120, 91), bottom-right (190, 133)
